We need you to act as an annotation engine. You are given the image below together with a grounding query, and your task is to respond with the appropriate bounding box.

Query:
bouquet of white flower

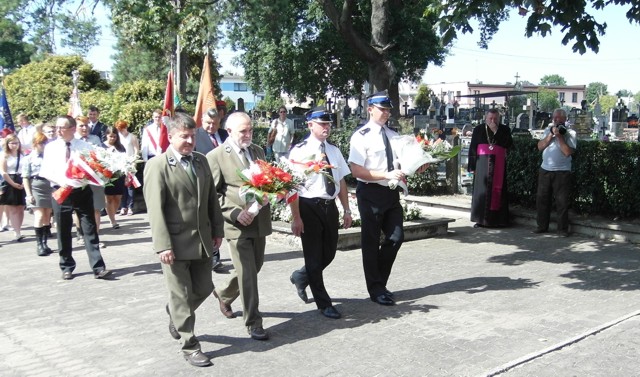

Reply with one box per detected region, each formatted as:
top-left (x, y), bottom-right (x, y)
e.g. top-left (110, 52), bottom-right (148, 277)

top-left (388, 134), bottom-right (461, 195)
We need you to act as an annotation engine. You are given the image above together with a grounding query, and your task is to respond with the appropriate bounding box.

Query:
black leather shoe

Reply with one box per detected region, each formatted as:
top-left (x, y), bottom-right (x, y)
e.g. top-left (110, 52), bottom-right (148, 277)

top-left (371, 294), bottom-right (395, 306)
top-left (62, 271), bottom-right (73, 280)
top-left (559, 231), bottom-right (570, 237)
top-left (248, 326), bottom-right (269, 340)
top-left (385, 289), bottom-right (394, 298)
top-left (290, 272), bottom-right (308, 303)
top-left (321, 306), bottom-right (342, 319)
top-left (165, 305), bottom-right (181, 340)
top-left (94, 269), bottom-right (113, 279)
top-left (183, 350), bottom-right (211, 367)
top-left (531, 228), bottom-right (548, 234)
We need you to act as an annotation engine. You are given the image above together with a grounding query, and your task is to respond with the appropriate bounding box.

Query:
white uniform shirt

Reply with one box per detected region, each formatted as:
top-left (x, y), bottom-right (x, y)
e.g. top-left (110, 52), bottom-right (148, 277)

top-left (347, 120), bottom-right (398, 186)
top-left (289, 136), bottom-right (350, 200)
top-left (40, 138), bottom-right (94, 187)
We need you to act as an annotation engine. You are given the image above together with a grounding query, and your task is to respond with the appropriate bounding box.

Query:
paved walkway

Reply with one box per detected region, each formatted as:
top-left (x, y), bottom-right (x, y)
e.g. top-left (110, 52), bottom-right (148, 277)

top-left (1, 204), bottom-right (640, 376)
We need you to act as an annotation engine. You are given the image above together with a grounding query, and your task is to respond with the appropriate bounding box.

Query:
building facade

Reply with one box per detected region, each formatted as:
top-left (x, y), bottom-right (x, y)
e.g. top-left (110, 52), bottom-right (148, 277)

top-left (219, 75), bottom-right (265, 111)
top-left (426, 81), bottom-right (587, 109)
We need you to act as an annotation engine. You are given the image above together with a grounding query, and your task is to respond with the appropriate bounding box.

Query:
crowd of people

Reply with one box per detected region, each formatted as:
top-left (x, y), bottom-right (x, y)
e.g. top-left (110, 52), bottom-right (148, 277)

top-left (3, 94), bottom-right (577, 368)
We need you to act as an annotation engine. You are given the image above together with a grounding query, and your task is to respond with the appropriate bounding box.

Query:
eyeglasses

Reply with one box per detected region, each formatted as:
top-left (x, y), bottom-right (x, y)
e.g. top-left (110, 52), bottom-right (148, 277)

top-left (279, 111), bottom-right (287, 114)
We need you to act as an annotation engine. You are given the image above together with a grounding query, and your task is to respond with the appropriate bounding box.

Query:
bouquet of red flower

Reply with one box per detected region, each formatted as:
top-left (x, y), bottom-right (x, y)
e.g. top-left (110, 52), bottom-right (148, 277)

top-left (52, 148), bottom-right (139, 204)
top-left (286, 154), bottom-right (336, 184)
top-left (238, 159), bottom-right (303, 215)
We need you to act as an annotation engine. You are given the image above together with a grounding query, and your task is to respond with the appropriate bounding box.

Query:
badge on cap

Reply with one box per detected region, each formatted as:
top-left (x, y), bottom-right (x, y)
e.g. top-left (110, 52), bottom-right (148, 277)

top-left (367, 91), bottom-right (393, 109)
top-left (305, 106), bottom-right (333, 123)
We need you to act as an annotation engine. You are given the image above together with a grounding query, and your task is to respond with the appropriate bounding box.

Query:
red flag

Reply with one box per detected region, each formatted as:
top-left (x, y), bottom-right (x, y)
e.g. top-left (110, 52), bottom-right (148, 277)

top-left (193, 54), bottom-right (217, 128)
top-left (159, 70), bottom-right (174, 152)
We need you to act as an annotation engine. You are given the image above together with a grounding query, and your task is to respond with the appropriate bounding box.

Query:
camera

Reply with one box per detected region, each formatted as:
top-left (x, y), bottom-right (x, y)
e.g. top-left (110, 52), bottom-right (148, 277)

top-left (553, 123), bottom-right (567, 135)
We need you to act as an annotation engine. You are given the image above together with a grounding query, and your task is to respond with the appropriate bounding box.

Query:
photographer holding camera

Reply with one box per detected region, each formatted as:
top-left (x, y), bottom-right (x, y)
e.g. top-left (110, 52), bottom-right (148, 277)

top-left (533, 108), bottom-right (577, 237)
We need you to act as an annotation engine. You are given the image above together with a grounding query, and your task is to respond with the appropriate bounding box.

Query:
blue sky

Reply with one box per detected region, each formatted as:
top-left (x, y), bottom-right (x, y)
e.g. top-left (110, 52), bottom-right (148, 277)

top-left (82, 4), bottom-right (639, 94)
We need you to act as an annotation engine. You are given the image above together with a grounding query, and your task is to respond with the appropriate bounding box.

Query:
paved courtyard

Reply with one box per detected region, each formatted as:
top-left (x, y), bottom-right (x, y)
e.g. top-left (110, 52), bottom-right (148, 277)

top-left (1, 205), bottom-right (640, 376)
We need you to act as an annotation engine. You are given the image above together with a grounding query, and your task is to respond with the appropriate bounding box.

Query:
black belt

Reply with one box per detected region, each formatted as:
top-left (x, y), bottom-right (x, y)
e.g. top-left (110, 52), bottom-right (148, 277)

top-left (357, 181), bottom-right (393, 190)
top-left (300, 197), bottom-right (335, 206)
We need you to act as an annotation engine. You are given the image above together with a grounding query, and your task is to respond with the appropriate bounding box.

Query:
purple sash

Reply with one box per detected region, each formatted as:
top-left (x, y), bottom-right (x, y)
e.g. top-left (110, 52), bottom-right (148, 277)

top-left (477, 144), bottom-right (506, 211)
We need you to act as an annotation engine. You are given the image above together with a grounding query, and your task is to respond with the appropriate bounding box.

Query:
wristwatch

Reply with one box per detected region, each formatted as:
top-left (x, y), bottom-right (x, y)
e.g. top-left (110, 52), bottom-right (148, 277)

top-left (344, 210), bottom-right (352, 215)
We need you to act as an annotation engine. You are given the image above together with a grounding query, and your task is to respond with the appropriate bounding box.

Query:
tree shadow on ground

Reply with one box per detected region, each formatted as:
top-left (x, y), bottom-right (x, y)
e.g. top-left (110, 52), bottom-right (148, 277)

top-left (444, 224), bottom-right (640, 291)
top-left (199, 275), bottom-right (536, 358)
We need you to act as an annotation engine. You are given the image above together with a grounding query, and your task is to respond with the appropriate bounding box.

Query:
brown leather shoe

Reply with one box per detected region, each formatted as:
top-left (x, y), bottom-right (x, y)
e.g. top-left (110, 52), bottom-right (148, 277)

top-left (213, 290), bottom-right (235, 319)
top-left (165, 304), bottom-right (181, 340)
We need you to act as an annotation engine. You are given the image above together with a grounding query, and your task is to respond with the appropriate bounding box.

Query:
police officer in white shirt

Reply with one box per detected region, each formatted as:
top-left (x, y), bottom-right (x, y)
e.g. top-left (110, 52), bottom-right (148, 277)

top-left (347, 91), bottom-right (427, 306)
top-left (289, 106), bottom-right (352, 319)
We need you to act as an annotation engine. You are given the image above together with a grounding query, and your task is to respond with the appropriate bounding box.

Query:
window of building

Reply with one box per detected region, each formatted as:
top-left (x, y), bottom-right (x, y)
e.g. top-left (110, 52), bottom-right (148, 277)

top-left (572, 92), bottom-right (578, 103)
top-left (234, 83), bottom-right (248, 92)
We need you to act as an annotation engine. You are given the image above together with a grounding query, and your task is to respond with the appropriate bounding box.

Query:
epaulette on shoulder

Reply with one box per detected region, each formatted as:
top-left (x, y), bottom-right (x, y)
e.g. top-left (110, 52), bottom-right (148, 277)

top-left (294, 140), bottom-right (307, 148)
top-left (359, 127), bottom-right (371, 135)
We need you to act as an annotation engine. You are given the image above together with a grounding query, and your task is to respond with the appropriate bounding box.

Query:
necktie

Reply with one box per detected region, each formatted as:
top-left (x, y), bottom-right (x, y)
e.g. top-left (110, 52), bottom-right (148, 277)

top-left (381, 127), bottom-right (394, 172)
top-left (210, 134), bottom-right (218, 147)
top-left (181, 155), bottom-right (196, 185)
top-left (240, 148), bottom-right (251, 168)
top-left (320, 142), bottom-right (336, 197)
top-left (65, 142), bottom-right (71, 161)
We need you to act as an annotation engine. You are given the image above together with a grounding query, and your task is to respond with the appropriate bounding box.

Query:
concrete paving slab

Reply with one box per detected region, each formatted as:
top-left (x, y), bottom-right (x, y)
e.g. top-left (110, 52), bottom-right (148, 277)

top-left (0, 206), bottom-right (639, 376)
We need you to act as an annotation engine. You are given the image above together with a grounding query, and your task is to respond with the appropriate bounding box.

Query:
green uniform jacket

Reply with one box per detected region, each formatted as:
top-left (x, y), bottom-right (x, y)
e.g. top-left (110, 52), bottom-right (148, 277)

top-left (206, 140), bottom-right (272, 240)
top-left (143, 150), bottom-right (224, 258)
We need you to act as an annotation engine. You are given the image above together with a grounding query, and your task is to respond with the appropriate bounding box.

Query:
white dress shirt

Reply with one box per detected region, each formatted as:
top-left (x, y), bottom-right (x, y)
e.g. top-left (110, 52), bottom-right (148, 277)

top-left (40, 138), bottom-right (94, 187)
top-left (289, 136), bottom-right (350, 200)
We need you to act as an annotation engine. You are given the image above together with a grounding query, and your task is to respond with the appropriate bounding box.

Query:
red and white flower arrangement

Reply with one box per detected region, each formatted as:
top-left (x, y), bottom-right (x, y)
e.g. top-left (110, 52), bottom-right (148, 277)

top-left (52, 148), bottom-right (139, 204)
top-left (238, 159), bottom-right (303, 215)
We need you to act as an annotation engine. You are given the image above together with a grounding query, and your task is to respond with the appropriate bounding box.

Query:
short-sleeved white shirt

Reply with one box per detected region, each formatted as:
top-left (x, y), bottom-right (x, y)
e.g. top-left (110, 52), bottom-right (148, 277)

top-left (289, 135), bottom-right (350, 200)
top-left (347, 120), bottom-right (397, 186)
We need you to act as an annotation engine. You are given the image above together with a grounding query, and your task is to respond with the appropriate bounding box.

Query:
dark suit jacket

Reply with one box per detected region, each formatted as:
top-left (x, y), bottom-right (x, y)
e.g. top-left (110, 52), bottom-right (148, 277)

top-left (143, 150), bottom-right (224, 259)
top-left (206, 140), bottom-right (272, 240)
top-left (89, 121), bottom-right (106, 141)
top-left (194, 128), bottom-right (228, 155)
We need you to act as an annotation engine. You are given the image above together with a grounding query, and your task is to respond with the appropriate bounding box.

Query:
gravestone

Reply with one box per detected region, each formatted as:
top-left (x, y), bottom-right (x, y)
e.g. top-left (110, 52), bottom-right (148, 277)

top-left (413, 115), bottom-right (430, 130)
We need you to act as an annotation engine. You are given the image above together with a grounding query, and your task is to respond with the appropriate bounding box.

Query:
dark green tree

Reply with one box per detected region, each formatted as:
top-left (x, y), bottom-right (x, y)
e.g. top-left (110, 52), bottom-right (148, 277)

top-left (437, 1), bottom-right (640, 55)
top-left (105, 0), bottom-right (224, 96)
top-left (3, 55), bottom-right (109, 122)
top-left (413, 84), bottom-right (432, 111)
top-left (616, 89), bottom-right (633, 98)
top-left (222, 0), bottom-right (445, 119)
top-left (539, 74), bottom-right (567, 86)
top-left (0, 18), bottom-right (35, 70)
top-left (586, 82), bottom-right (609, 105)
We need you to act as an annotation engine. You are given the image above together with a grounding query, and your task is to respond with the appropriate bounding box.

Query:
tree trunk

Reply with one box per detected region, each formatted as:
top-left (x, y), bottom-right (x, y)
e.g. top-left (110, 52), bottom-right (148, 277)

top-left (368, 0), bottom-right (400, 121)
top-left (320, 0), bottom-right (401, 120)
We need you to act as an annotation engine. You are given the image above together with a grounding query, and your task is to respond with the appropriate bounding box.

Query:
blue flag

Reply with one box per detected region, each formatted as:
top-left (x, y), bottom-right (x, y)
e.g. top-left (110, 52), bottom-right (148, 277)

top-left (0, 87), bottom-right (15, 131)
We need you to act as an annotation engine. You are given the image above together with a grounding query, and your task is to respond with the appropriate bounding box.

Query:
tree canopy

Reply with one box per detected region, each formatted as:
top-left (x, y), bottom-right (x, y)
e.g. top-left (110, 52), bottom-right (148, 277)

top-left (539, 74), bottom-right (567, 86)
top-left (222, 0), bottom-right (445, 118)
top-left (436, 0), bottom-right (640, 55)
top-left (586, 82), bottom-right (609, 105)
top-left (4, 55), bottom-right (109, 122)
